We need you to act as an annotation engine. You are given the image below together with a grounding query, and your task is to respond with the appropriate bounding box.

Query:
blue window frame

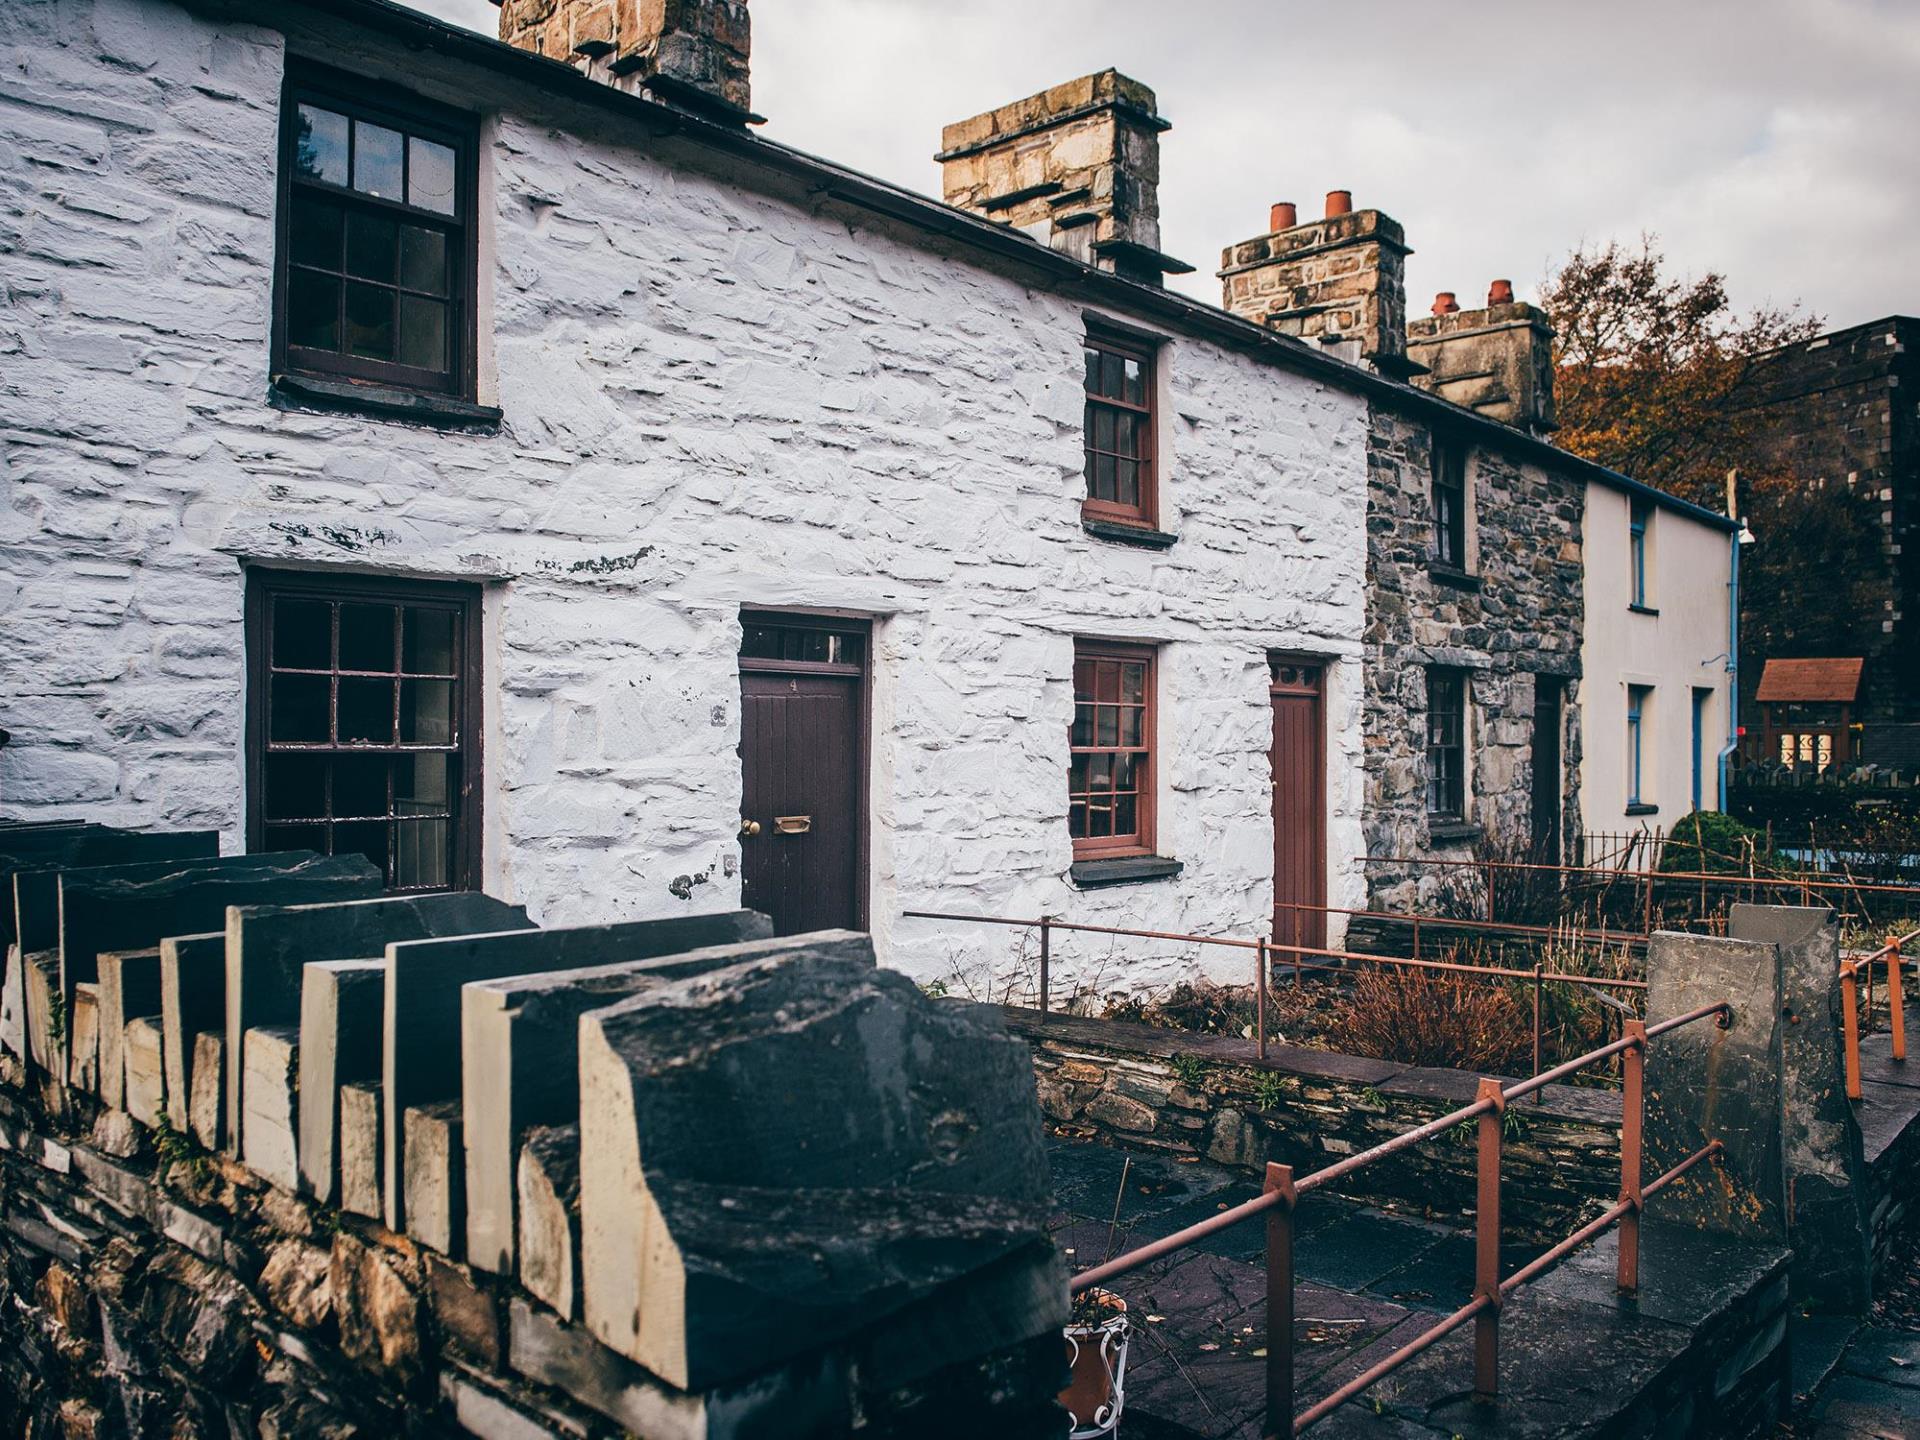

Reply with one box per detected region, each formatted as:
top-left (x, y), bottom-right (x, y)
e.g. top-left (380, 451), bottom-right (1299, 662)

top-left (1627, 685), bottom-right (1651, 808)
top-left (1629, 499), bottom-right (1651, 608)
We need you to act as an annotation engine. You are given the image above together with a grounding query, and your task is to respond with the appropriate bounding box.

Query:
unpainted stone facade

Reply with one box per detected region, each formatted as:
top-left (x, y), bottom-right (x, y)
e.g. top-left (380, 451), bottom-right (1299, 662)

top-left (1360, 408), bottom-right (1584, 908)
top-left (1405, 298), bottom-right (1557, 436)
top-left (0, 0), bottom-right (1370, 997)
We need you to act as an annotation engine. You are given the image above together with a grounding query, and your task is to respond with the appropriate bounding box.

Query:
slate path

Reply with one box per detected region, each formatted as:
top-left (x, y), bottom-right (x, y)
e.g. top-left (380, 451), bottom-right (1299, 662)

top-left (1047, 1138), bottom-right (1789, 1440)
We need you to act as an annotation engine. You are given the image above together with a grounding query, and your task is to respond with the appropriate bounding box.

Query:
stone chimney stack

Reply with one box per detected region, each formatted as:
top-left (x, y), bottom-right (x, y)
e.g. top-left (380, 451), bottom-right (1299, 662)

top-left (493, 0), bottom-right (756, 122)
top-left (1404, 279), bottom-right (1557, 435)
top-left (1219, 193), bottom-right (1418, 377)
top-left (937, 70), bottom-right (1193, 286)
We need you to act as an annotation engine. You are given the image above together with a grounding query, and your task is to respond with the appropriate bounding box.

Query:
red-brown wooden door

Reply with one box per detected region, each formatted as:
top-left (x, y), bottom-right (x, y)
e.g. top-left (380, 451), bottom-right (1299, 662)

top-left (1271, 659), bottom-right (1327, 959)
top-left (738, 614), bottom-right (868, 937)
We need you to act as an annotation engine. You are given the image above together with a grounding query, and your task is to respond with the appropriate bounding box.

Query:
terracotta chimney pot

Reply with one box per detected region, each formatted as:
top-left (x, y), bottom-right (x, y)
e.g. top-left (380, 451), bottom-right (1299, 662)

top-left (1269, 201), bottom-right (1297, 231)
top-left (1324, 189), bottom-right (1353, 218)
top-left (1432, 291), bottom-right (1459, 316)
top-left (1488, 278), bottom-right (1514, 306)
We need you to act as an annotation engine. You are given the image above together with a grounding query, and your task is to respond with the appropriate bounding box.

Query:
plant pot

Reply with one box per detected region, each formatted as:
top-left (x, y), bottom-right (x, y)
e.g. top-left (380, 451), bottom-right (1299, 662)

top-left (1060, 1287), bottom-right (1130, 1437)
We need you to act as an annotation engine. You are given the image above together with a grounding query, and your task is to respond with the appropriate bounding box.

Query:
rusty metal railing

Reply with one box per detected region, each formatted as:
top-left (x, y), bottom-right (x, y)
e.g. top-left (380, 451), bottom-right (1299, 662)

top-left (1841, 928), bottom-right (1915, 1101)
top-left (1066, 1002), bottom-right (1733, 1435)
top-left (900, 910), bottom-right (1645, 1073)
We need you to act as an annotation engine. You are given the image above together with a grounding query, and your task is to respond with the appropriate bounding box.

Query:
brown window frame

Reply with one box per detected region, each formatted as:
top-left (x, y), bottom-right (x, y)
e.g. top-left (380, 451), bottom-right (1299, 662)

top-left (273, 63), bottom-right (480, 400)
top-left (1069, 640), bottom-right (1158, 860)
top-left (1082, 327), bottom-right (1159, 529)
top-left (1431, 431), bottom-right (1469, 570)
top-left (245, 568), bottom-right (484, 893)
top-left (1426, 666), bottom-right (1467, 820)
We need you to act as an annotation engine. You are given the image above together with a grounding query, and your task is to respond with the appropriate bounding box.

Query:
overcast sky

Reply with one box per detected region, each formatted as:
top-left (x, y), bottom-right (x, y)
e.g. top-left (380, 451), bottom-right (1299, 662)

top-left (405, 0), bottom-right (1920, 331)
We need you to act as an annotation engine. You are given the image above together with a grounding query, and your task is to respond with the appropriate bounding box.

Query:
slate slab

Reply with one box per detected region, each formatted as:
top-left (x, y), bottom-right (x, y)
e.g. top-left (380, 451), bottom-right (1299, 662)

top-left (404, 1100), bottom-right (465, 1257)
top-left (69, 983), bottom-right (101, 1093)
top-left (577, 939), bottom-right (1054, 1389)
top-left (188, 1031), bottom-right (225, 1150)
top-left (23, 952), bottom-right (61, 1075)
top-left (160, 934), bottom-right (224, 1134)
top-left (124, 1016), bottom-right (166, 1129)
top-left (0, 944), bottom-right (25, 1062)
top-left (1728, 904), bottom-right (1871, 1309)
top-left (297, 958), bottom-right (384, 1203)
top-left (58, 851), bottom-right (381, 1085)
top-left (243, 1025), bottom-right (301, 1191)
top-left (1643, 929), bottom-right (1785, 1241)
top-left (96, 948), bottom-right (161, 1112)
top-left (4, 827), bottom-right (217, 951)
top-left (339, 1080), bottom-right (384, 1219)
top-left (226, 890), bottom-right (529, 1156)
top-left (458, 913), bottom-right (785, 1271)
top-left (384, 910), bottom-right (759, 1234)
top-left (517, 1123), bottom-right (581, 1320)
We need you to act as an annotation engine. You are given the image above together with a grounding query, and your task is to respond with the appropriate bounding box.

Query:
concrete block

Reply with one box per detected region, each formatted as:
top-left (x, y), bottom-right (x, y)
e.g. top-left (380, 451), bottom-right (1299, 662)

top-left (242, 1025), bottom-right (300, 1191)
top-left (188, 1030), bottom-right (224, 1150)
top-left (517, 1122), bottom-right (580, 1319)
top-left (1729, 904), bottom-right (1871, 1309)
top-left (1644, 929), bottom-right (1784, 1242)
top-left (403, 1099), bottom-right (465, 1257)
top-left (459, 912), bottom-right (776, 1272)
top-left (96, 947), bottom-right (160, 1110)
top-left (160, 933), bottom-right (223, 1133)
top-left (226, 890), bottom-right (529, 1163)
top-left (577, 939), bottom-right (1051, 1390)
top-left (339, 1080), bottom-right (383, 1219)
top-left (124, 1015), bottom-right (165, 1128)
top-left (297, 958), bottom-right (384, 1203)
top-left (386, 910), bottom-right (761, 1235)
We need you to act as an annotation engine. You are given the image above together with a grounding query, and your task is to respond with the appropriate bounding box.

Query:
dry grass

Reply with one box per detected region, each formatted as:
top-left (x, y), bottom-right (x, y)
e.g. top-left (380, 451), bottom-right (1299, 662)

top-left (1322, 965), bottom-right (1534, 1074)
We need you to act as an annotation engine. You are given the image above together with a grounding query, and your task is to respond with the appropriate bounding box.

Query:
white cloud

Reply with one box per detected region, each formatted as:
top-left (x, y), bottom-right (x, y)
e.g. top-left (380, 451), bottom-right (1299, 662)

top-left (404, 0), bottom-right (1920, 328)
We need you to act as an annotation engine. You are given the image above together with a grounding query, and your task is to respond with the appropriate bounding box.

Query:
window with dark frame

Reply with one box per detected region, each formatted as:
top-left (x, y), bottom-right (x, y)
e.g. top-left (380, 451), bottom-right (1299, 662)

top-left (276, 68), bottom-right (477, 399)
top-left (1431, 433), bottom-right (1468, 569)
top-left (1426, 667), bottom-right (1467, 819)
top-left (1627, 684), bottom-right (1651, 807)
top-left (1082, 330), bottom-right (1157, 527)
top-left (1069, 641), bottom-right (1156, 858)
top-left (1629, 498), bottom-right (1652, 607)
top-left (247, 571), bottom-right (480, 892)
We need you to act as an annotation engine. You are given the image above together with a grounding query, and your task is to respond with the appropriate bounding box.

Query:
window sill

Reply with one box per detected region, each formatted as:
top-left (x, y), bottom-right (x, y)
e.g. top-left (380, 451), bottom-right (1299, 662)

top-left (1625, 803), bottom-right (1660, 817)
top-left (1082, 517), bottom-right (1178, 550)
top-left (270, 374), bottom-right (503, 431)
top-left (1070, 856), bottom-right (1184, 889)
top-left (1428, 564), bottom-right (1481, 592)
top-left (1426, 820), bottom-right (1483, 845)
top-left (1627, 604), bottom-right (1660, 617)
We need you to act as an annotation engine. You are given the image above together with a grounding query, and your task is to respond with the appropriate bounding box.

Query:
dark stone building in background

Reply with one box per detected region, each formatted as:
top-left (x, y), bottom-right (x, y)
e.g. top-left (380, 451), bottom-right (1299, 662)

top-left (1739, 316), bottom-right (1919, 765)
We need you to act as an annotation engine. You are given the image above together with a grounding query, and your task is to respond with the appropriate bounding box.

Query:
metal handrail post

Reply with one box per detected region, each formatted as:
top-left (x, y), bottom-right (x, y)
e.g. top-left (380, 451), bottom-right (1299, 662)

top-left (1842, 962), bottom-right (1862, 1101)
top-left (1617, 1021), bottom-right (1646, 1293)
top-left (1891, 940), bottom-right (1907, 1064)
top-left (1473, 1077), bottom-right (1504, 1400)
top-left (1038, 916), bottom-right (1051, 1014)
top-left (1263, 1162), bottom-right (1296, 1436)
top-left (1257, 937), bottom-right (1269, 1061)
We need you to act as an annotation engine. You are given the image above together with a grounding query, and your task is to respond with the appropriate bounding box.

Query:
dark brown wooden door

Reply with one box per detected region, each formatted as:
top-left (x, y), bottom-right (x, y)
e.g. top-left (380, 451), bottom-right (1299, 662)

top-left (738, 614), bottom-right (868, 937)
top-left (1530, 677), bottom-right (1563, 864)
top-left (1271, 659), bottom-right (1327, 959)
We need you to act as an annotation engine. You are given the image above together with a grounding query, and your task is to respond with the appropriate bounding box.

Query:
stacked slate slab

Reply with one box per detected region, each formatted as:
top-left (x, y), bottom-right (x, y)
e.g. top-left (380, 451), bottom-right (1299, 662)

top-left (577, 934), bottom-right (1063, 1395)
top-left (457, 910), bottom-right (775, 1273)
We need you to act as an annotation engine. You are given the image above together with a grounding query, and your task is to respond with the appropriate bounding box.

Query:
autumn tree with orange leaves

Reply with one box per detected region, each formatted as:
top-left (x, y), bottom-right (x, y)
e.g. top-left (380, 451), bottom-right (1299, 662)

top-left (1542, 237), bottom-right (1888, 684)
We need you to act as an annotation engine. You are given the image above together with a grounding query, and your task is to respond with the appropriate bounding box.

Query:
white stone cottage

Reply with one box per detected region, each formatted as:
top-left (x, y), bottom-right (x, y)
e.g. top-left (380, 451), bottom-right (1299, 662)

top-left (0, 0), bottom-right (1730, 995)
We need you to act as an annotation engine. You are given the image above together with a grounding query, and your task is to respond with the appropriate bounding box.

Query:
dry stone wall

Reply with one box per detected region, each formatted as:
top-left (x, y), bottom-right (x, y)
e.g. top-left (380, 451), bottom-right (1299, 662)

top-left (0, 821), bottom-right (1069, 1438)
top-left (0, 0), bottom-right (1372, 998)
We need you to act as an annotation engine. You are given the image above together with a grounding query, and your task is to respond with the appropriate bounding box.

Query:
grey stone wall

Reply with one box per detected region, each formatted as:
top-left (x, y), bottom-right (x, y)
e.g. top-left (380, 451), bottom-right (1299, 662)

top-left (1361, 406), bottom-right (1585, 908)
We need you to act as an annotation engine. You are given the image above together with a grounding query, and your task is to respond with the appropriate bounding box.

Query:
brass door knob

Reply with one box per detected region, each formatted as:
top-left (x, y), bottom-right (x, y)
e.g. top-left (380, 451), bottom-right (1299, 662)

top-left (739, 818), bottom-right (762, 837)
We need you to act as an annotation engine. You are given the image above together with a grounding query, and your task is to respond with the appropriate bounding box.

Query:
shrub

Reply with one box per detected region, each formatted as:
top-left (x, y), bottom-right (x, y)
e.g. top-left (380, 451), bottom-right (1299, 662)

top-left (1657, 811), bottom-right (1780, 876)
top-left (1323, 964), bottom-right (1533, 1073)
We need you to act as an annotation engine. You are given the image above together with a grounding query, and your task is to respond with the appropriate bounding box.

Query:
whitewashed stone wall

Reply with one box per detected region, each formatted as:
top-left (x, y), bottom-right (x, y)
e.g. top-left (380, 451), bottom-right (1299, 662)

top-left (0, 0), bottom-right (1371, 995)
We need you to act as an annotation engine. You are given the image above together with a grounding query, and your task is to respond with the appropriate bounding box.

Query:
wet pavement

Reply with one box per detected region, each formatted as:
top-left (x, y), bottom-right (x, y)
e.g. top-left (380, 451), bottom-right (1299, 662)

top-left (1048, 1137), bottom-right (1791, 1440)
